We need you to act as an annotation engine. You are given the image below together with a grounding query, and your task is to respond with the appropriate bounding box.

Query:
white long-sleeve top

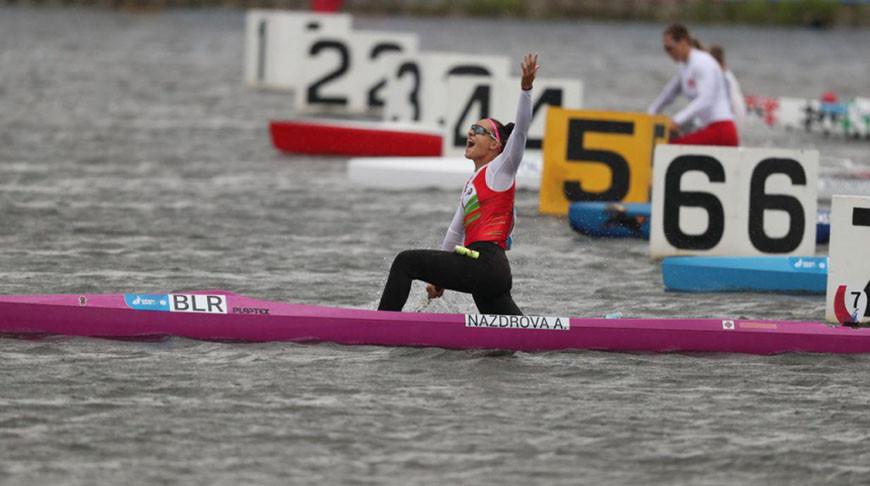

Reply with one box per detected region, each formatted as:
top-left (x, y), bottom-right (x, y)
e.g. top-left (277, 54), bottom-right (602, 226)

top-left (724, 69), bottom-right (746, 128)
top-left (440, 89), bottom-right (532, 251)
top-left (647, 48), bottom-right (734, 127)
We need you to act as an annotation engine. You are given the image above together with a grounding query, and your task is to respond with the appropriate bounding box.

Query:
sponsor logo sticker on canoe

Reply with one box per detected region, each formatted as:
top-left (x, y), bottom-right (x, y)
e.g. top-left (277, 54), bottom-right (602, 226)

top-left (465, 314), bottom-right (570, 331)
top-left (125, 293), bottom-right (227, 314)
top-left (125, 294), bottom-right (171, 311)
top-left (232, 306), bottom-right (270, 315)
top-left (789, 256), bottom-right (827, 271)
top-left (738, 321), bottom-right (779, 330)
top-left (722, 320), bottom-right (735, 330)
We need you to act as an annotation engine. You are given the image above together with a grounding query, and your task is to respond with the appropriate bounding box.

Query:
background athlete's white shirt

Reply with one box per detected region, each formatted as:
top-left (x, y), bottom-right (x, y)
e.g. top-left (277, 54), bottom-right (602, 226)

top-left (440, 89), bottom-right (532, 251)
top-left (724, 69), bottom-right (746, 130)
top-left (647, 48), bottom-right (734, 127)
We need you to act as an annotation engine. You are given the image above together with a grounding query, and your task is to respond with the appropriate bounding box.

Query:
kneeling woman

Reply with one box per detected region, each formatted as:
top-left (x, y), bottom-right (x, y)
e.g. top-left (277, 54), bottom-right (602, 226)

top-left (378, 53), bottom-right (539, 315)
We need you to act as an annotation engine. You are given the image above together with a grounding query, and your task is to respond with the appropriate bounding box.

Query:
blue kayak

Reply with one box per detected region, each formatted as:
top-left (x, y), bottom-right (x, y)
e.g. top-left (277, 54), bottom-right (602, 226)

top-left (568, 202), bottom-right (831, 244)
top-left (567, 202), bottom-right (652, 238)
top-left (662, 255), bottom-right (828, 293)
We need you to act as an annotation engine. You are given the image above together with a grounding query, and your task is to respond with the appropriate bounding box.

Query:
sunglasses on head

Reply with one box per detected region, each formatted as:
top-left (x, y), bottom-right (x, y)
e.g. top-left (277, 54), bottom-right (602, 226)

top-left (470, 123), bottom-right (497, 140)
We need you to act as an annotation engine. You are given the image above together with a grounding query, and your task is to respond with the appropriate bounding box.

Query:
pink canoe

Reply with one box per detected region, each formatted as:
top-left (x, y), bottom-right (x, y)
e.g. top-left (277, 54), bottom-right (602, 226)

top-left (269, 119), bottom-right (442, 157)
top-left (0, 290), bottom-right (867, 355)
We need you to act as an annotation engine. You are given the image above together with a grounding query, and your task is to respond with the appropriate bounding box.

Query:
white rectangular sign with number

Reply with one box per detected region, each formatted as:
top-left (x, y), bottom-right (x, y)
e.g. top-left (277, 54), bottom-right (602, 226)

top-left (442, 76), bottom-right (508, 157)
top-left (297, 30), bottom-right (418, 116)
top-left (650, 145), bottom-right (819, 257)
top-left (825, 195), bottom-right (870, 325)
top-left (244, 10), bottom-right (351, 91)
top-left (383, 52), bottom-right (510, 128)
top-left (441, 77), bottom-right (583, 157)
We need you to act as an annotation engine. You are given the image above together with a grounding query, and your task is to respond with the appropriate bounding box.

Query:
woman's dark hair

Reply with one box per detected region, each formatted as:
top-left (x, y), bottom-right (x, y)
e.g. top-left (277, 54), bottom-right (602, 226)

top-left (709, 44), bottom-right (725, 67)
top-left (664, 23), bottom-right (690, 42)
top-left (488, 119), bottom-right (515, 152)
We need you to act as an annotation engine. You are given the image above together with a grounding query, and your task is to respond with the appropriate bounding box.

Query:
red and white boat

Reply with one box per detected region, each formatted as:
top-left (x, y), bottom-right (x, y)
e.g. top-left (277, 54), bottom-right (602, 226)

top-left (1, 290), bottom-right (868, 355)
top-left (269, 119), bottom-right (443, 157)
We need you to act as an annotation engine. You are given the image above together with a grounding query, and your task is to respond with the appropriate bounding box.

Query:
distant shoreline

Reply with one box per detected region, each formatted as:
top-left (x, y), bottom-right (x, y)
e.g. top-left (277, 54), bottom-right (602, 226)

top-left (5, 0), bottom-right (870, 28)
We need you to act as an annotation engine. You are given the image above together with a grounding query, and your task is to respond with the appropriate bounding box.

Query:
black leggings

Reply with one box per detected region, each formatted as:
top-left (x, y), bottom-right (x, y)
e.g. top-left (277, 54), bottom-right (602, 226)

top-left (378, 241), bottom-right (522, 315)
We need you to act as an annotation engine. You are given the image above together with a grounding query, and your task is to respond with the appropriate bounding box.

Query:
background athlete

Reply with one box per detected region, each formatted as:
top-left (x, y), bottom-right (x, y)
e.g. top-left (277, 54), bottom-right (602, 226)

top-left (648, 23), bottom-right (739, 146)
top-left (709, 44), bottom-right (747, 135)
top-left (378, 53), bottom-right (539, 316)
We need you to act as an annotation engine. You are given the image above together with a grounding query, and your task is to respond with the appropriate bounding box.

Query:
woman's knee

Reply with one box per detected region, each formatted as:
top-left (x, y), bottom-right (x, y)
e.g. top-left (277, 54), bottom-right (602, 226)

top-left (392, 249), bottom-right (414, 266)
top-left (390, 249), bottom-right (426, 276)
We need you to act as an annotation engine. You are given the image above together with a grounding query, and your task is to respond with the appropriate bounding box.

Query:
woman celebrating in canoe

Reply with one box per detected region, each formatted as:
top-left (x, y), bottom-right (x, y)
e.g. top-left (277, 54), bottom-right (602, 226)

top-left (378, 53), bottom-right (539, 316)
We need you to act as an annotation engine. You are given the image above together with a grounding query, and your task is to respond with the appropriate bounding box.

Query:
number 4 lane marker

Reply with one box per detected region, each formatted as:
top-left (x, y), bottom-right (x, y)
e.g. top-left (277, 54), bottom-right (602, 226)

top-left (853, 207), bottom-right (870, 227)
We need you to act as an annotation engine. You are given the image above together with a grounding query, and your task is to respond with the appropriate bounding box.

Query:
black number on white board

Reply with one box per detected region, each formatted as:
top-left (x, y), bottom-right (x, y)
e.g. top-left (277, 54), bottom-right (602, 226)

top-left (563, 119), bottom-right (634, 201)
top-left (865, 282), bottom-right (870, 318)
top-left (664, 155), bottom-right (810, 252)
top-left (366, 42), bottom-right (403, 109)
top-left (853, 207), bottom-right (870, 227)
top-left (452, 85), bottom-right (491, 149)
top-left (393, 61), bottom-right (421, 122)
top-left (748, 158), bottom-right (807, 253)
top-left (447, 65), bottom-right (491, 77)
top-left (307, 40), bottom-right (350, 106)
top-left (663, 155), bottom-right (726, 250)
top-left (438, 65), bottom-right (493, 125)
top-left (526, 88), bottom-right (563, 150)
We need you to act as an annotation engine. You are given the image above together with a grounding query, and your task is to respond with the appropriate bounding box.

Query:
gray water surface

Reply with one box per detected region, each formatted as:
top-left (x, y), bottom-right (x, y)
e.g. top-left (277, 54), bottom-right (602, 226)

top-left (2, 8), bottom-right (870, 485)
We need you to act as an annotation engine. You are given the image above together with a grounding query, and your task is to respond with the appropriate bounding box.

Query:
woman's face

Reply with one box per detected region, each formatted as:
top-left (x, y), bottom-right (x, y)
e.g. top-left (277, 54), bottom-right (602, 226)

top-left (464, 120), bottom-right (501, 160)
top-left (663, 33), bottom-right (690, 62)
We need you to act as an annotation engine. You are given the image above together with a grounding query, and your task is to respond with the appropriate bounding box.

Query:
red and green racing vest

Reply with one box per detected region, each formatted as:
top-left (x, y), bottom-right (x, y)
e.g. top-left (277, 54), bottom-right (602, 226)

top-left (461, 166), bottom-right (516, 250)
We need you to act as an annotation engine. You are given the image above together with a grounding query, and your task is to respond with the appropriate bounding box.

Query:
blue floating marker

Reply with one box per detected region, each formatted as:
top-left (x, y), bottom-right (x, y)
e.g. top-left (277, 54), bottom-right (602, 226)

top-left (662, 256), bottom-right (828, 294)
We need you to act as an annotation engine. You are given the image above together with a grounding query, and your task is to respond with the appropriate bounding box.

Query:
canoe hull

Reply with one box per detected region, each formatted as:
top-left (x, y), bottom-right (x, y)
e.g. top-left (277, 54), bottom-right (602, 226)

top-left (1, 291), bottom-right (868, 355)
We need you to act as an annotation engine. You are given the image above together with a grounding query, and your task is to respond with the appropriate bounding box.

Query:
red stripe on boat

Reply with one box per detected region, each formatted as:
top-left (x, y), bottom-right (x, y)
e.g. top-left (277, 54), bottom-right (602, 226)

top-left (270, 120), bottom-right (443, 157)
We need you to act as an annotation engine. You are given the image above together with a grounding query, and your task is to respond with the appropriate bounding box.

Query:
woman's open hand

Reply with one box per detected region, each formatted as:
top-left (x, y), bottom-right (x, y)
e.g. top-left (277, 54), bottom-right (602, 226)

top-left (521, 53), bottom-right (539, 91)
